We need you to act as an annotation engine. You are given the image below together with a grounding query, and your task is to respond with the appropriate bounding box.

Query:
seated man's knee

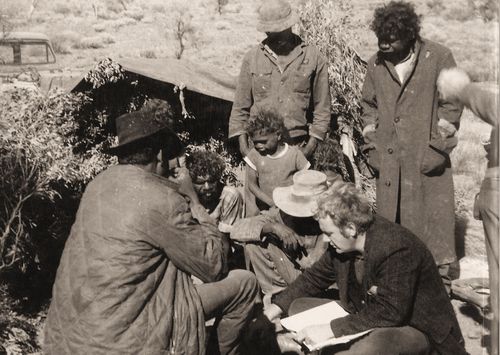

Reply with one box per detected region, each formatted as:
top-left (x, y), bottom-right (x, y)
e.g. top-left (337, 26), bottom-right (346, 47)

top-left (344, 327), bottom-right (430, 355)
top-left (230, 269), bottom-right (259, 297)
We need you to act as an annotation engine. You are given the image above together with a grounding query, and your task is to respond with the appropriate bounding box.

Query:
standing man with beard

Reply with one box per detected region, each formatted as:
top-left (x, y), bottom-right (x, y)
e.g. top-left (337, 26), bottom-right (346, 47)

top-left (361, 1), bottom-right (463, 290)
top-left (229, 0), bottom-right (330, 216)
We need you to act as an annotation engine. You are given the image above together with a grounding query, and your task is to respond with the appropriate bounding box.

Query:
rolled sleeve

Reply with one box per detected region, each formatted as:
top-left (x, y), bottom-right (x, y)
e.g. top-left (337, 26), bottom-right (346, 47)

top-left (147, 202), bottom-right (228, 283)
top-left (274, 249), bottom-right (337, 313)
top-left (309, 54), bottom-right (331, 140)
top-left (229, 51), bottom-right (253, 139)
top-left (230, 212), bottom-right (276, 243)
top-left (437, 51), bottom-right (463, 128)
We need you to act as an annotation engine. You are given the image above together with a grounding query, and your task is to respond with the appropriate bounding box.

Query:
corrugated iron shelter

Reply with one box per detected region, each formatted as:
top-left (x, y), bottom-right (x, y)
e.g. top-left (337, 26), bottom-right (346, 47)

top-left (70, 58), bottom-right (238, 140)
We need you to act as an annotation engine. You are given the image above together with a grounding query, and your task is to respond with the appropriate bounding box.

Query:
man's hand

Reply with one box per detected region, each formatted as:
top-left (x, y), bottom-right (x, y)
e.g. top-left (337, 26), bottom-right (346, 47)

top-left (263, 303), bottom-right (283, 322)
top-left (170, 167), bottom-right (200, 204)
top-left (294, 324), bottom-right (334, 345)
top-left (437, 118), bottom-right (457, 138)
top-left (362, 124), bottom-right (377, 144)
top-left (270, 222), bottom-right (301, 253)
top-left (238, 134), bottom-right (250, 157)
top-left (299, 136), bottom-right (318, 158)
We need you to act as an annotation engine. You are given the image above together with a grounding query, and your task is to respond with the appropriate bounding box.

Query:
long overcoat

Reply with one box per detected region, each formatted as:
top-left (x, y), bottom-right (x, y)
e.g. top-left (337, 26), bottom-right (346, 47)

top-left (361, 39), bottom-right (463, 265)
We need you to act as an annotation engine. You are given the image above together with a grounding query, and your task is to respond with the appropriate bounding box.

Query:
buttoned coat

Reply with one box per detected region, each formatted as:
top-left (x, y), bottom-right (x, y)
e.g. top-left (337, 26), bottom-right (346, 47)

top-left (229, 35), bottom-right (331, 141)
top-left (361, 39), bottom-right (463, 265)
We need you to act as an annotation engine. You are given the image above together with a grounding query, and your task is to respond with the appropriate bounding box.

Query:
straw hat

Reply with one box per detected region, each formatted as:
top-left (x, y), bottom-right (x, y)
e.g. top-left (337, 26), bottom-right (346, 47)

top-left (273, 170), bottom-right (328, 217)
top-left (256, 0), bottom-right (299, 33)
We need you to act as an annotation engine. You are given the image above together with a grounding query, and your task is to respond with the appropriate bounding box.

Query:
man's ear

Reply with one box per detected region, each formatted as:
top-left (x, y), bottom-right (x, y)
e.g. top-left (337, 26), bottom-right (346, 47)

top-left (344, 223), bottom-right (358, 239)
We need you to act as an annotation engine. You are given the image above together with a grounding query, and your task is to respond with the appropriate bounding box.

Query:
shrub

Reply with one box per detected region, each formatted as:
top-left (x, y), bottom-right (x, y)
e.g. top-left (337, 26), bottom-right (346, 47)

top-left (166, 1), bottom-right (197, 59)
top-left (124, 8), bottom-right (144, 21)
top-left (50, 31), bottom-right (79, 54)
top-left (74, 34), bottom-right (115, 49)
top-left (426, 0), bottom-right (445, 13)
top-left (468, 0), bottom-right (499, 21)
top-left (109, 17), bottom-right (137, 29)
top-left (298, 0), bottom-right (374, 197)
top-left (216, 0), bottom-right (229, 15)
top-left (93, 23), bottom-right (107, 33)
top-left (52, 2), bottom-right (72, 16)
top-left (140, 49), bottom-right (158, 58)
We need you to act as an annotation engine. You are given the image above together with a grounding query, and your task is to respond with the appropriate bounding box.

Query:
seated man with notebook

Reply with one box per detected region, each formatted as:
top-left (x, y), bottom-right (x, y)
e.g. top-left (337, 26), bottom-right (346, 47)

top-left (264, 181), bottom-right (467, 354)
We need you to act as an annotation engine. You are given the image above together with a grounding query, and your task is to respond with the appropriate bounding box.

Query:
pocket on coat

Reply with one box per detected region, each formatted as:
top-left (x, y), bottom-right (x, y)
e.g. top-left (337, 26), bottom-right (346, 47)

top-left (293, 66), bottom-right (314, 93)
top-left (421, 144), bottom-right (448, 176)
top-left (251, 69), bottom-right (272, 98)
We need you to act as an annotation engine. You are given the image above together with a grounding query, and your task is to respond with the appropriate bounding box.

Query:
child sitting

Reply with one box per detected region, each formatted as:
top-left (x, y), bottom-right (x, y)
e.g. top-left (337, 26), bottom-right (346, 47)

top-left (244, 109), bottom-right (310, 211)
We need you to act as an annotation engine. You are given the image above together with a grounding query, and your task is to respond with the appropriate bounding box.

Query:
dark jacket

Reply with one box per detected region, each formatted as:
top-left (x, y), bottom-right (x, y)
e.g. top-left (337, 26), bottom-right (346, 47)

top-left (229, 34), bottom-right (331, 141)
top-left (44, 165), bottom-right (227, 354)
top-left (361, 39), bottom-right (463, 265)
top-left (274, 216), bottom-right (466, 355)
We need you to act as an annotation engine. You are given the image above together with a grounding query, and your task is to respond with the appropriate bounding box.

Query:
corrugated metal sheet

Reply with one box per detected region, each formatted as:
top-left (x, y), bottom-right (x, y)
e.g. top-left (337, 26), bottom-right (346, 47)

top-left (70, 57), bottom-right (237, 103)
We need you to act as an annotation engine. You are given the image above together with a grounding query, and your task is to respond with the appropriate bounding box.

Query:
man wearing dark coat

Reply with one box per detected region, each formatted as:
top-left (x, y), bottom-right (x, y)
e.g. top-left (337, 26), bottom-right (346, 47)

top-left (43, 101), bottom-right (259, 355)
top-left (360, 1), bottom-right (464, 288)
top-left (264, 182), bottom-right (467, 355)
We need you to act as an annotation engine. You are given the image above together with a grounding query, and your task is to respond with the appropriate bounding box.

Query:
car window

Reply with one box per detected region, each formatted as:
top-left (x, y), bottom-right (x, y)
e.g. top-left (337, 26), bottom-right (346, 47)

top-left (21, 43), bottom-right (55, 64)
top-left (0, 43), bottom-right (14, 64)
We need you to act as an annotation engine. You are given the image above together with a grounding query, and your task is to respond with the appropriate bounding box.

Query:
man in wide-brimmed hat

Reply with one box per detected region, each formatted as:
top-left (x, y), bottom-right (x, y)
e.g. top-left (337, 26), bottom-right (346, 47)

top-left (43, 100), bottom-right (259, 355)
top-left (229, 0), bottom-right (331, 216)
top-left (230, 170), bottom-right (330, 298)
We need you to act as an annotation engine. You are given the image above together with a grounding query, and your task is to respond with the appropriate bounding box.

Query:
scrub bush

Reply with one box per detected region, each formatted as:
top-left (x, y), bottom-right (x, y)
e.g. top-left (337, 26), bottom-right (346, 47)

top-left (298, 0), bottom-right (375, 201)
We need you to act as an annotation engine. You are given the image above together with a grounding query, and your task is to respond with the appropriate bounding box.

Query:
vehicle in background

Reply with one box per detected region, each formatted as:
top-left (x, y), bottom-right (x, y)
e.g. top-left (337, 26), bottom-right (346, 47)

top-left (0, 32), bottom-right (80, 92)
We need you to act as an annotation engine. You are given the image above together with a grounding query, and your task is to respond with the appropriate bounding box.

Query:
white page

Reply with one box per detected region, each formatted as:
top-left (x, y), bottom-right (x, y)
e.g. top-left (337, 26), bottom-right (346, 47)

top-left (280, 301), bottom-right (349, 333)
top-left (280, 301), bottom-right (372, 351)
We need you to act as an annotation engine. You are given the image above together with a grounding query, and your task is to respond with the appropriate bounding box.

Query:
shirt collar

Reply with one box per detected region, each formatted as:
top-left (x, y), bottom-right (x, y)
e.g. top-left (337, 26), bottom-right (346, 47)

top-left (267, 143), bottom-right (289, 159)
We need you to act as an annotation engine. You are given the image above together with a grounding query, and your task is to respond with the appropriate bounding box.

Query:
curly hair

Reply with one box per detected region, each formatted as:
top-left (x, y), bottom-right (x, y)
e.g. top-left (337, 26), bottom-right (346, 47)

top-left (246, 108), bottom-right (289, 139)
top-left (312, 138), bottom-right (350, 181)
top-left (370, 1), bottom-right (421, 41)
top-left (186, 149), bottom-right (225, 183)
top-left (315, 181), bottom-right (374, 234)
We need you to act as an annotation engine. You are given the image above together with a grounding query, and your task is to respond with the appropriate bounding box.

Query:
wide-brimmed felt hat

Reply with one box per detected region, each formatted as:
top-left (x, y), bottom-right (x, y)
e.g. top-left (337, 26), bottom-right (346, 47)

top-left (108, 100), bottom-right (182, 155)
top-left (273, 170), bottom-right (328, 217)
top-left (256, 0), bottom-right (299, 33)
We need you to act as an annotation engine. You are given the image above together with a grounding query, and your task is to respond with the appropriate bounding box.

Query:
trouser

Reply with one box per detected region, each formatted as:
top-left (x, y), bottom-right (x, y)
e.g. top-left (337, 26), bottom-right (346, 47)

top-left (288, 298), bottom-right (432, 355)
top-left (195, 270), bottom-right (259, 355)
top-left (244, 242), bottom-right (302, 297)
top-left (476, 176), bottom-right (499, 355)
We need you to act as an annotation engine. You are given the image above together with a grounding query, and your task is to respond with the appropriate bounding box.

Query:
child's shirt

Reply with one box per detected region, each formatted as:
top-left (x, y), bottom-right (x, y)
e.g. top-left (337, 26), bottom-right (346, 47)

top-left (244, 143), bottom-right (310, 198)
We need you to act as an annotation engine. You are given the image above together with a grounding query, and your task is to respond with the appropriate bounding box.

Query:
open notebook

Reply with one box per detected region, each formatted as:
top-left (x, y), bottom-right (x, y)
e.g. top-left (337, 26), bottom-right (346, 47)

top-left (280, 301), bottom-right (372, 351)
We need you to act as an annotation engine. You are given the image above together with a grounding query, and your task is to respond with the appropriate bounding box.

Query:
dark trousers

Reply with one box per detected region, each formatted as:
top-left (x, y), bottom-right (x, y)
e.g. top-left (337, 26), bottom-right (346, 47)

top-left (288, 297), bottom-right (431, 355)
top-left (196, 270), bottom-right (259, 355)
